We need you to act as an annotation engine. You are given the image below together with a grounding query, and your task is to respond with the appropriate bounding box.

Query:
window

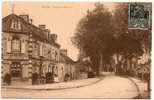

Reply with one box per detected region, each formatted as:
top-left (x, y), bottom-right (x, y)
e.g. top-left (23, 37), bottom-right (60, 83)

top-left (32, 42), bottom-right (39, 57)
top-left (18, 19), bottom-right (21, 30)
top-left (43, 45), bottom-right (47, 57)
top-left (51, 49), bottom-right (55, 60)
top-left (11, 19), bottom-right (21, 30)
top-left (14, 20), bottom-right (18, 29)
top-left (39, 43), bottom-right (43, 56)
top-left (49, 49), bottom-right (52, 59)
top-left (11, 19), bottom-right (15, 29)
top-left (12, 37), bottom-right (21, 52)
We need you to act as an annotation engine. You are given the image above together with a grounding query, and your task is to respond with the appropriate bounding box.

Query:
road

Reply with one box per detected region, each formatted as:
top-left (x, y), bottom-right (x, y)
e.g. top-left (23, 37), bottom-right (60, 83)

top-left (1, 75), bottom-right (138, 99)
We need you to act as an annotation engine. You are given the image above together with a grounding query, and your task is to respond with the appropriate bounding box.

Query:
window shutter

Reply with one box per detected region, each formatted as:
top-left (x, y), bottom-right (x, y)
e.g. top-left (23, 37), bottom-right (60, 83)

top-left (52, 49), bottom-right (55, 60)
top-left (40, 43), bottom-right (43, 56)
top-left (21, 40), bottom-right (26, 53)
top-left (6, 39), bottom-right (11, 53)
top-left (44, 45), bottom-right (46, 57)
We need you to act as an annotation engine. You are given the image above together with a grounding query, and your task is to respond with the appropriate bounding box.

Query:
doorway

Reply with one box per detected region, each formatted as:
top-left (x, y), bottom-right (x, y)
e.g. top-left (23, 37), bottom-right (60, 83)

top-left (11, 62), bottom-right (22, 79)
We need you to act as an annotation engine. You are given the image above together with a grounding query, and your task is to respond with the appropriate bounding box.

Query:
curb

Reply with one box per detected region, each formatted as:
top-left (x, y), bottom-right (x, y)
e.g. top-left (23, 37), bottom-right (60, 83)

top-left (115, 75), bottom-right (141, 99)
top-left (126, 77), bottom-right (141, 99)
top-left (128, 77), bottom-right (151, 99)
top-left (2, 77), bottom-right (103, 91)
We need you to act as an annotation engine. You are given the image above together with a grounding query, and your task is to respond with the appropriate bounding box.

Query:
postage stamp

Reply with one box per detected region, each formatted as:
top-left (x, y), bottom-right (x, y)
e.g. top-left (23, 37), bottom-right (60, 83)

top-left (128, 3), bottom-right (151, 29)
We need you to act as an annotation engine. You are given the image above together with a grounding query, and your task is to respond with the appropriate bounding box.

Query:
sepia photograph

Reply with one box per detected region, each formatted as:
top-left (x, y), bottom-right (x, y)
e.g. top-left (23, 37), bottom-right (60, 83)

top-left (1, 1), bottom-right (152, 99)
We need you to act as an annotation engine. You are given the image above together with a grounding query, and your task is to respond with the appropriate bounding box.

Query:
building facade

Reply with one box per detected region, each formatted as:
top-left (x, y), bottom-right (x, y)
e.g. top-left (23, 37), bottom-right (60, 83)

top-left (58, 49), bottom-right (79, 82)
top-left (2, 14), bottom-right (60, 85)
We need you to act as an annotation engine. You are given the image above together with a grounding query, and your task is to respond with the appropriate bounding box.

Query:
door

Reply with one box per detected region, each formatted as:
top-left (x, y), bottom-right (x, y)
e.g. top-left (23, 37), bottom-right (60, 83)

top-left (11, 62), bottom-right (22, 79)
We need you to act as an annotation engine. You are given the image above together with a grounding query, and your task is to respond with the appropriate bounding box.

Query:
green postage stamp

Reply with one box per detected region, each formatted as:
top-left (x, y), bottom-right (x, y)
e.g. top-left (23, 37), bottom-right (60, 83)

top-left (128, 3), bottom-right (152, 29)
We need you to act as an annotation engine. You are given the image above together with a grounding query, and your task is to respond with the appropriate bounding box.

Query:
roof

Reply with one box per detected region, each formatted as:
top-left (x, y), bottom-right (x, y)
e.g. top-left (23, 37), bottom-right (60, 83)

top-left (59, 53), bottom-right (75, 64)
top-left (2, 13), bottom-right (60, 48)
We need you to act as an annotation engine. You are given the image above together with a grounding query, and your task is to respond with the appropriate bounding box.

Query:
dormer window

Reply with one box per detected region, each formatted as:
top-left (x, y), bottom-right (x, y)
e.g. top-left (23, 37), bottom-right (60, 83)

top-left (11, 19), bottom-right (15, 29)
top-left (18, 19), bottom-right (21, 30)
top-left (11, 19), bottom-right (21, 30)
top-left (14, 20), bottom-right (18, 29)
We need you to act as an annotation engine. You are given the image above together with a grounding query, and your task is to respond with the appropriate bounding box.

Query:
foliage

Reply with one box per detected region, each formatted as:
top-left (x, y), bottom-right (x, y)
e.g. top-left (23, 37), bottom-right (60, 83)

top-left (72, 3), bottom-right (114, 74)
top-left (72, 3), bottom-right (150, 75)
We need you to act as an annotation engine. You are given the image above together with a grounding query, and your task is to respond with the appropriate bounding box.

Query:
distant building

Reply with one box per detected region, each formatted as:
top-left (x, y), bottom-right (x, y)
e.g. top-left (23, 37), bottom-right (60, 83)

top-left (2, 14), bottom-right (60, 85)
top-left (58, 49), bottom-right (79, 82)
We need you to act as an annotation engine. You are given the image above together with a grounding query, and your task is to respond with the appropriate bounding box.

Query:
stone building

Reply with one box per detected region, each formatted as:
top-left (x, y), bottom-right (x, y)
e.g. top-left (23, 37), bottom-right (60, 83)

top-left (2, 13), bottom-right (60, 85)
top-left (58, 49), bottom-right (79, 82)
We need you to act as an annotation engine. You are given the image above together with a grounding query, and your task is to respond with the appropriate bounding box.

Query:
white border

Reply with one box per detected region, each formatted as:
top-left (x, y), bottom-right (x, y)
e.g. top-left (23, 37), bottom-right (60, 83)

top-left (0, 0), bottom-right (153, 100)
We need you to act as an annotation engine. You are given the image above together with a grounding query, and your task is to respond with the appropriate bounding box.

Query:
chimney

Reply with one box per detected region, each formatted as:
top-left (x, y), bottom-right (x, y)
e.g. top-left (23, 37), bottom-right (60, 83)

top-left (29, 19), bottom-right (33, 24)
top-left (60, 49), bottom-right (67, 56)
top-left (50, 34), bottom-right (57, 41)
top-left (45, 29), bottom-right (50, 33)
top-left (19, 14), bottom-right (29, 22)
top-left (38, 24), bottom-right (46, 30)
top-left (45, 29), bottom-right (50, 39)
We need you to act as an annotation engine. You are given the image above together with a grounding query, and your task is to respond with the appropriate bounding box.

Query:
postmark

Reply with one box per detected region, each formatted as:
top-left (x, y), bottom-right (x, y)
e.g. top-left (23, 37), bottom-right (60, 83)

top-left (128, 3), bottom-right (151, 29)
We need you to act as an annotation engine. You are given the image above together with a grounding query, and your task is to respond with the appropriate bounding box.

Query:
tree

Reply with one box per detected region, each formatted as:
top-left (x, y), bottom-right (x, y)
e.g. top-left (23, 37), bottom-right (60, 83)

top-left (72, 3), bottom-right (149, 76)
top-left (113, 3), bottom-right (150, 74)
top-left (72, 3), bottom-right (114, 76)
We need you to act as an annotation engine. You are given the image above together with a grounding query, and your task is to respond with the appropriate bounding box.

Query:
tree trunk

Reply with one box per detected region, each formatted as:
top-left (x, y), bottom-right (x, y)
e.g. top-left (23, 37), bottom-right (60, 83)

top-left (96, 53), bottom-right (103, 76)
top-left (129, 58), bottom-right (133, 76)
top-left (116, 54), bottom-right (120, 73)
top-left (99, 54), bottom-right (103, 76)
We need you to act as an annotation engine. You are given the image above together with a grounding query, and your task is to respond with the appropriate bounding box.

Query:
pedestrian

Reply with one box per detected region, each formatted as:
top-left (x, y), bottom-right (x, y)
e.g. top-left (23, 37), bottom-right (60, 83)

top-left (54, 74), bottom-right (59, 83)
top-left (46, 72), bottom-right (52, 83)
top-left (64, 73), bottom-right (69, 82)
top-left (32, 72), bottom-right (38, 85)
top-left (4, 73), bottom-right (11, 85)
top-left (41, 74), bottom-right (45, 84)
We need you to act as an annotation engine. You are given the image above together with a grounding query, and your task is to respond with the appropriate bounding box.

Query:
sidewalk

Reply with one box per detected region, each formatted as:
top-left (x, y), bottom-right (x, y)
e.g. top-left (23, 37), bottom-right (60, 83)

top-left (2, 77), bottom-right (102, 90)
top-left (128, 77), bottom-right (150, 99)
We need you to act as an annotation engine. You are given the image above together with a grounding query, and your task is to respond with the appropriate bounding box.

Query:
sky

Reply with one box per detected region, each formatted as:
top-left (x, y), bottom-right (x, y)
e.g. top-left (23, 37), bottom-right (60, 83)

top-left (2, 2), bottom-right (115, 61)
